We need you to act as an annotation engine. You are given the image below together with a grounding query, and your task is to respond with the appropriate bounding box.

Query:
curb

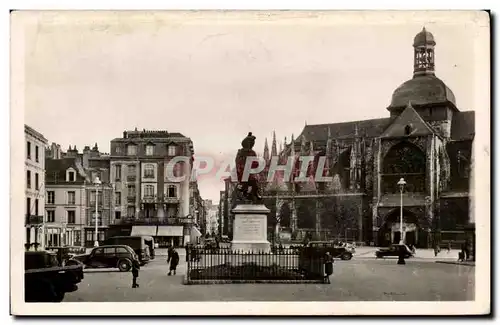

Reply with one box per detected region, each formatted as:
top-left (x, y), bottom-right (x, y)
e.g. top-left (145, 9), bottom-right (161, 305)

top-left (184, 279), bottom-right (325, 285)
top-left (435, 261), bottom-right (475, 266)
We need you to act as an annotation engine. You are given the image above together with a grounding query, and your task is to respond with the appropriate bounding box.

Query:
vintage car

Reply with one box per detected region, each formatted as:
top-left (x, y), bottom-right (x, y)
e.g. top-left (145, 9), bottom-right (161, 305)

top-left (67, 245), bottom-right (139, 272)
top-left (25, 251), bottom-right (84, 302)
top-left (375, 244), bottom-right (414, 258)
top-left (303, 241), bottom-right (354, 260)
top-left (46, 246), bottom-right (86, 266)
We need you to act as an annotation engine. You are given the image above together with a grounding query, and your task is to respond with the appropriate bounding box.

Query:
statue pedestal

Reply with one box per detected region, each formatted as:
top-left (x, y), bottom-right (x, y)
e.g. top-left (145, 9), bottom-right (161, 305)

top-left (231, 204), bottom-right (271, 253)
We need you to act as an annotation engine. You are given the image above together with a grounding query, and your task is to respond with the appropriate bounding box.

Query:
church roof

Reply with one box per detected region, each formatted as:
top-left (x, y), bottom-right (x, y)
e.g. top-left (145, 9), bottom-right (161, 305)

top-left (388, 75), bottom-right (456, 109)
top-left (298, 117), bottom-right (392, 141)
top-left (451, 111), bottom-right (475, 141)
top-left (413, 27), bottom-right (436, 47)
top-left (296, 110), bottom-right (474, 142)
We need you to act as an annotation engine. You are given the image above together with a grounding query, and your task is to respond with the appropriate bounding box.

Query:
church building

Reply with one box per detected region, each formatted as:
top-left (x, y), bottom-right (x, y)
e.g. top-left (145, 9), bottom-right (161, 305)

top-left (258, 28), bottom-right (475, 248)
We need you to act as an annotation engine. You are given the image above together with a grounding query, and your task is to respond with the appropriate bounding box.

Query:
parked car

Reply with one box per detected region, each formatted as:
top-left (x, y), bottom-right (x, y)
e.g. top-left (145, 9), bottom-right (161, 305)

top-left (46, 246), bottom-right (86, 266)
top-left (303, 241), bottom-right (353, 260)
top-left (203, 239), bottom-right (218, 251)
top-left (104, 236), bottom-right (155, 264)
top-left (375, 244), bottom-right (414, 258)
top-left (332, 240), bottom-right (356, 254)
top-left (25, 251), bottom-right (84, 302)
top-left (67, 245), bottom-right (139, 272)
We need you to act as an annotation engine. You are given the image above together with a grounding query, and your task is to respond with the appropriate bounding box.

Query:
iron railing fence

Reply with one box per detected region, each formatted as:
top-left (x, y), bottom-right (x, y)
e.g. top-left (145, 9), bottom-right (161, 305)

top-left (186, 247), bottom-right (325, 281)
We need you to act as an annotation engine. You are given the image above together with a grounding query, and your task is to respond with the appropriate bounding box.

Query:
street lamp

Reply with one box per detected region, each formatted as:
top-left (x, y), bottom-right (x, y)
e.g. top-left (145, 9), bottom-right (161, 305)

top-left (397, 178), bottom-right (406, 245)
top-left (94, 176), bottom-right (101, 247)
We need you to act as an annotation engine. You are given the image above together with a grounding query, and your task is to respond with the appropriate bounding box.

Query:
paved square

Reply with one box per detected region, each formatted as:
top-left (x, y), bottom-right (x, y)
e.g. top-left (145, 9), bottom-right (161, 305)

top-left (65, 257), bottom-right (474, 302)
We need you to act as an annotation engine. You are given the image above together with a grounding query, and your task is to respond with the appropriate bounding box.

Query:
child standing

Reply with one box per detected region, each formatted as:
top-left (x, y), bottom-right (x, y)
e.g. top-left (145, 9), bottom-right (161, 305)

top-left (131, 256), bottom-right (141, 288)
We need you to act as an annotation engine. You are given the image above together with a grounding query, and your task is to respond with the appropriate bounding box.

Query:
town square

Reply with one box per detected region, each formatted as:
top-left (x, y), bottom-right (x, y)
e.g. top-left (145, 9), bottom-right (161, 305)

top-left (13, 10), bottom-right (489, 316)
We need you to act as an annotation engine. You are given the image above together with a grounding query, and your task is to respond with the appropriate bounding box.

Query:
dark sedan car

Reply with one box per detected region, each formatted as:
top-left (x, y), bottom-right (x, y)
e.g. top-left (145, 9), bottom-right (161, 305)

top-left (67, 245), bottom-right (138, 272)
top-left (46, 246), bottom-right (86, 266)
top-left (304, 241), bottom-right (354, 260)
top-left (375, 244), bottom-right (414, 258)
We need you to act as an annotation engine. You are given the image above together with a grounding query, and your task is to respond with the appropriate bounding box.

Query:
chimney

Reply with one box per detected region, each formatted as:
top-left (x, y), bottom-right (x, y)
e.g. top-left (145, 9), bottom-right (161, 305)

top-left (50, 142), bottom-right (62, 159)
top-left (82, 146), bottom-right (91, 168)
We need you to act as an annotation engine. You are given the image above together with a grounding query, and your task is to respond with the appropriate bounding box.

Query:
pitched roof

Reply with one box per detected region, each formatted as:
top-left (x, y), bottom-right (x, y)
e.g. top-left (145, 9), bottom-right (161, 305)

top-left (451, 111), bottom-right (475, 141)
top-left (380, 103), bottom-right (435, 138)
top-left (298, 117), bottom-right (392, 141)
top-left (45, 157), bottom-right (87, 185)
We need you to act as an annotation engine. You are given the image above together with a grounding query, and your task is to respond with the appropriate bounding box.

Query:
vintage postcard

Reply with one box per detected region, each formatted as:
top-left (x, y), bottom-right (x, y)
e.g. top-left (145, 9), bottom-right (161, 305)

top-left (11, 10), bottom-right (490, 315)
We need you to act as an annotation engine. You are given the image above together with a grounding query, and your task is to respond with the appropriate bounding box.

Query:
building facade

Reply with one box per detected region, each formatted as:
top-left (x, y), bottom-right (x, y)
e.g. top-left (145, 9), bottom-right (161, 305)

top-left (223, 28), bottom-right (475, 248)
top-left (204, 199), bottom-right (219, 236)
top-left (25, 125), bottom-right (48, 250)
top-left (80, 144), bottom-right (113, 247)
top-left (107, 129), bottom-right (203, 247)
top-left (45, 143), bottom-right (114, 247)
top-left (44, 151), bottom-right (87, 247)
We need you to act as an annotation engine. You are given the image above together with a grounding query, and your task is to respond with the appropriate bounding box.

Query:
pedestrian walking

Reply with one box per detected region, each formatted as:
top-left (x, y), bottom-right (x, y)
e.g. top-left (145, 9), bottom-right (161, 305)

top-left (167, 247), bottom-right (180, 276)
top-left (324, 252), bottom-right (334, 284)
top-left (131, 256), bottom-right (140, 288)
top-left (167, 244), bottom-right (174, 260)
top-left (447, 242), bottom-right (451, 253)
top-left (434, 244), bottom-right (439, 257)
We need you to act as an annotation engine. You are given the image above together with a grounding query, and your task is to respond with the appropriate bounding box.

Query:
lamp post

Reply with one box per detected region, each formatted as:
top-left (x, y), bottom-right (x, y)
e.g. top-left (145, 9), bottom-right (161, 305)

top-left (94, 176), bottom-right (101, 247)
top-left (397, 178), bottom-right (406, 245)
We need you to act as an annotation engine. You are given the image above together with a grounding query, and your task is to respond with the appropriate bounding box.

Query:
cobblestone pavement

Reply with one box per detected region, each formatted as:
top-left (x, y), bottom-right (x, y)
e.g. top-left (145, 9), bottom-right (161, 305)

top-left (65, 256), bottom-right (474, 302)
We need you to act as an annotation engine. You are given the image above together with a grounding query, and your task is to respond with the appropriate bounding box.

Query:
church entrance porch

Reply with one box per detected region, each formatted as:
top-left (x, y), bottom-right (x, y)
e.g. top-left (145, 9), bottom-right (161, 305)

top-left (390, 222), bottom-right (418, 246)
top-left (377, 208), bottom-right (429, 248)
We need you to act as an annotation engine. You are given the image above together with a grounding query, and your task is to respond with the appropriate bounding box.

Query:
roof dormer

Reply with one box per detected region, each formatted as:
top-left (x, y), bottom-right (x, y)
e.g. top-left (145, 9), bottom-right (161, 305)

top-left (66, 167), bottom-right (76, 182)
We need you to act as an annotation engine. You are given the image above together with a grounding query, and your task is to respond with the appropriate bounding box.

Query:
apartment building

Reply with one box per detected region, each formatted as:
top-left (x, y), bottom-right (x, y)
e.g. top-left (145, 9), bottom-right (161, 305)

top-left (108, 129), bottom-right (203, 247)
top-left (25, 125), bottom-right (48, 250)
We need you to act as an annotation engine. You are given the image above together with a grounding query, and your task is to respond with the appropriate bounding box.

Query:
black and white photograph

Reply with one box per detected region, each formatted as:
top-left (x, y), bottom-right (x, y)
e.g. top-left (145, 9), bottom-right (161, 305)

top-left (10, 10), bottom-right (490, 316)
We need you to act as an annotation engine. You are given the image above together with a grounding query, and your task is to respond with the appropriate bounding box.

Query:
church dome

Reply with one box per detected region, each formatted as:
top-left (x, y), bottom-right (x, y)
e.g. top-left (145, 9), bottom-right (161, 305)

top-left (389, 75), bottom-right (456, 109)
top-left (413, 27), bottom-right (436, 47)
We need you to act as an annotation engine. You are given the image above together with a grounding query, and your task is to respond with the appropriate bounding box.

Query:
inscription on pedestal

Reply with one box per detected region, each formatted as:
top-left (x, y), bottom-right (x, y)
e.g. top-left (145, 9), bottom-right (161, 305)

top-left (234, 215), bottom-right (266, 241)
top-left (231, 204), bottom-right (271, 253)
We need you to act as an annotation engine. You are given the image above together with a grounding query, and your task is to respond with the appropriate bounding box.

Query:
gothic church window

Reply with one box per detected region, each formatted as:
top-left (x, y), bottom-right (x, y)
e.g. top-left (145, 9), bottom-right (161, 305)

top-left (382, 141), bottom-right (426, 193)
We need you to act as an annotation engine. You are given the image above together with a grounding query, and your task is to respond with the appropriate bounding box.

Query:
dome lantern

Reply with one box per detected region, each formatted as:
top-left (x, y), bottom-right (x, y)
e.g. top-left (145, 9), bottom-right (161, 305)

top-left (413, 27), bottom-right (436, 77)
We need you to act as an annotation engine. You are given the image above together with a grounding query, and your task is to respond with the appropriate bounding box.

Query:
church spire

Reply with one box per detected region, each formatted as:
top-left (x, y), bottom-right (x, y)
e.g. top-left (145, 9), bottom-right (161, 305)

top-left (271, 131), bottom-right (277, 157)
top-left (300, 134), bottom-right (307, 155)
top-left (263, 138), bottom-right (270, 163)
top-left (326, 127), bottom-right (332, 159)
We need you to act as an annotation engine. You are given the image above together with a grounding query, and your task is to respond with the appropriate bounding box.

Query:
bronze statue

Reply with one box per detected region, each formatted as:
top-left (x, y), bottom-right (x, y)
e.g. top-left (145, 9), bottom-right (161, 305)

top-left (235, 132), bottom-right (262, 203)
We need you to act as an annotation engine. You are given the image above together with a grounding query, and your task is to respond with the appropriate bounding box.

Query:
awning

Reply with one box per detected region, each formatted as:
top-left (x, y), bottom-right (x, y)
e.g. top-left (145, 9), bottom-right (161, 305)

top-left (131, 226), bottom-right (157, 236)
top-left (157, 226), bottom-right (183, 237)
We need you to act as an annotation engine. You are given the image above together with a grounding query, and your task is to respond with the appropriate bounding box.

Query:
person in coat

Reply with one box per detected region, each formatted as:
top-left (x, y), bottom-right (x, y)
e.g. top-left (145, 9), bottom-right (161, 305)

top-left (131, 255), bottom-right (141, 288)
top-left (167, 247), bottom-right (180, 276)
top-left (324, 252), bottom-right (334, 284)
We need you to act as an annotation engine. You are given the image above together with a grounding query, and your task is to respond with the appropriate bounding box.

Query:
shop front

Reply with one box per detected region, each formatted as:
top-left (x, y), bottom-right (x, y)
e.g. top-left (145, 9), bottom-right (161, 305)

top-left (156, 225), bottom-right (184, 247)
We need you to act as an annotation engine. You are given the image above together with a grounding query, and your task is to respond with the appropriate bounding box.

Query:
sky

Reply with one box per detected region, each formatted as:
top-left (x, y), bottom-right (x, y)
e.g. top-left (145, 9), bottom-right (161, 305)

top-left (20, 11), bottom-right (488, 202)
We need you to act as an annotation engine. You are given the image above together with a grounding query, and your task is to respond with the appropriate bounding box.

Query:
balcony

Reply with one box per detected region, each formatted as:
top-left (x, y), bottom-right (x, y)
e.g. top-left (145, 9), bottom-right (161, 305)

top-left (127, 175), bottom-right (136, 182)
top-left (127, 196), bottom-right (136, 203)
top-left (141, 195), bottom-right (159, 203)
top-left (164, 195), bottom-right (180, 203)
top-left (119, 217), bottom-right (179, 225)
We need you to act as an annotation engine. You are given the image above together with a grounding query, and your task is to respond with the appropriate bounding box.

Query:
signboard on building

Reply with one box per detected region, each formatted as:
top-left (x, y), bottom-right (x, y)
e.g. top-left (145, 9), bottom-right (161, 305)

top-left (28, 215), bottom-right (43, 225)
